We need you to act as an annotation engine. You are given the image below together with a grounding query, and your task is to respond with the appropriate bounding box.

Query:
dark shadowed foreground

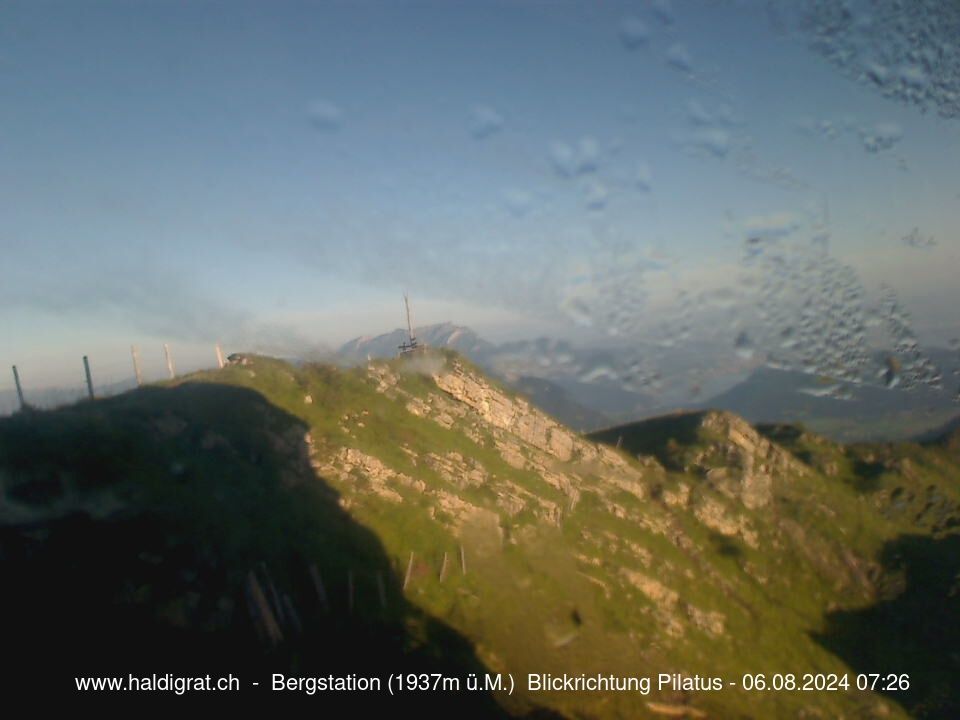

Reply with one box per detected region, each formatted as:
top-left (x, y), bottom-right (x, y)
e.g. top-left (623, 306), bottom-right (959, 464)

top-left (0, 382), bottom-right (556, 714)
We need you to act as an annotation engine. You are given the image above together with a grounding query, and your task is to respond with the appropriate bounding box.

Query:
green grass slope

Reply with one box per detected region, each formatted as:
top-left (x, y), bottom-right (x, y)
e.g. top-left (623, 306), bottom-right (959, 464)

top-left (1, 352), bottom-right (957, 717)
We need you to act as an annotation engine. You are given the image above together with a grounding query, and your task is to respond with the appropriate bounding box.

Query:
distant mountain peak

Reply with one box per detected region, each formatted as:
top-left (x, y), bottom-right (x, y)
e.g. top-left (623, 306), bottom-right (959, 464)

top-left (340, 323), bottom-right (486, 357)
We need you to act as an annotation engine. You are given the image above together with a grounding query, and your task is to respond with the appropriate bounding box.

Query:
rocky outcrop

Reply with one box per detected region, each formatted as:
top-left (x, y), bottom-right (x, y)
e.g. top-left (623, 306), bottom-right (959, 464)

top-left (326, 448), bottom-right (426, 502)
top-left (693, 495), bottom-right (759, 548)
top-left (689, 411), bottom-right (807, 509)
top-left (433, 364), bottom-right (579, 462)
top-left (424, 451), bottom-right (489, 488)
top-left (432, 360), bottom-right (660, 506)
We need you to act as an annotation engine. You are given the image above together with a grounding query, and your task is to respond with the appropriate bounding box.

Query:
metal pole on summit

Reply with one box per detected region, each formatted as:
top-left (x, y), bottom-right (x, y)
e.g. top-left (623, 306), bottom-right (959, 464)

top-left (405, 293), bottom-right (416, 344)
top-left (131, 345), bottom-right (143, 387)
top-left (83, 356), bottom-right (95, 399)
top-left (398, 294), bottom-right (421, 355)
top-left (12, 366), bottom-right (26, 410)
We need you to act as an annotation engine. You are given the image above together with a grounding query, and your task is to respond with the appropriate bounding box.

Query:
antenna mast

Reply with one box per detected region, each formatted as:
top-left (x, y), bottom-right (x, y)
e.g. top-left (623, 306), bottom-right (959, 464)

top-left (405, 293), bottom-right (416, 343)
top-left (398, 293), bottom-right (421, 355)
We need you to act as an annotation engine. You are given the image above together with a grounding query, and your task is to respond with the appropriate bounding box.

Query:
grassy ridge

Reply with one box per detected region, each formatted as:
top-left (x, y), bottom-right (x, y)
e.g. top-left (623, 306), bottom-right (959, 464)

top-left (0, 353), bottom-right (957, 717)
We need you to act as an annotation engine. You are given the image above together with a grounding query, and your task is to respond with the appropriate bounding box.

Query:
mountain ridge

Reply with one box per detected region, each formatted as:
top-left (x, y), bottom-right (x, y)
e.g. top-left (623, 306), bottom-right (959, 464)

top-left (337, 323), bottom-right (960, 442)
top-left (1, 349), bottom-right (957, 716)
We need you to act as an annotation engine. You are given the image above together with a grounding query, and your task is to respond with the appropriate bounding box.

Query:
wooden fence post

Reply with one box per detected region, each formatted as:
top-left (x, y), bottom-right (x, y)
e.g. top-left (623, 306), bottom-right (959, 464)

top-left (83, 356), bottom-right (95, 399)
top-left (131, 345), bottom-right (143, 387)
top-left (245, 571), bottom-right (283, 645)
top-left (283, 594), bottom-right (303, 634)
top-left (12, 365), bottom-right (25, 410)
top-left (403, 552), bottom-right (415, 591)
top-left (260, 563), bottom-right (286, 627)
top-left (163, 343), bottom-right (176, 379)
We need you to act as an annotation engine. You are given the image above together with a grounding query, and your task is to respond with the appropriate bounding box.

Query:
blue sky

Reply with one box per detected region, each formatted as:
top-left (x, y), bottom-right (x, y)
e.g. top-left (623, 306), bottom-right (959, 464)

top-left (1, 0), bottom-right (958, 388)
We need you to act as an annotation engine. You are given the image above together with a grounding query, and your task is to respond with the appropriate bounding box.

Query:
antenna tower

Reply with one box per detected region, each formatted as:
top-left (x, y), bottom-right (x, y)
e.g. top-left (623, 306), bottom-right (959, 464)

top-left (398, 293), bottom-right (421, 355)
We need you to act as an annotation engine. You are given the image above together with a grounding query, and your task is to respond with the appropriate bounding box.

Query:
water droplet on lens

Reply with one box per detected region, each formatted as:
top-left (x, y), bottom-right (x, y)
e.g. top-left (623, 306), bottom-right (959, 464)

top-left (584, 179), bottom-right (609, 210)
top-left (550, 142), bottom-right (577, 177)
top-left (503, 188), bottom-right (533, 217)
top-left (881, 356), bottom-right (901, 389)
top-left (652, 0), bottom-right (675, 25)
top-left (307, 100), bottom-right (343, 131)
top-left (619, 16), bottom-right (649, 50)
top-left (635, 161), bottom-right (653, 192)
top-left (902, 227), bottom-right (937, 249)
top-left (666, 43), bottom-right (694, 73)
top-left (470, 105), bottom-right (504, 139)
top-left (734, 331), bottom-right (755, 359)
top-left (859, 122), bottom-right (903, 152)
top-left (690, 128), bottom-right (730, 157)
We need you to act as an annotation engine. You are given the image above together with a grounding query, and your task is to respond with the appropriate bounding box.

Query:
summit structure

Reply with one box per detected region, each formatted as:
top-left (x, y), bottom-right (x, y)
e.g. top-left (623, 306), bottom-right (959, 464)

top-left (398, 294), bottom-right (423, 356)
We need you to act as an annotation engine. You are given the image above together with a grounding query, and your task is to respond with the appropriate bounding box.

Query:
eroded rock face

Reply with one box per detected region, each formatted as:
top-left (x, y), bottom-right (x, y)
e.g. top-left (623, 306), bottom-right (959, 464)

top-left (694, 495), bottom-right (759, 549)
top-left (433, 362), bottom-right (659, 470)
top-left (686, 604), bottom-right (726, 637)
top-left (618, 567), bottom-right (726, 639)
top-left (424, 451), bottom-right (488, 488)
top-left (326, 448), bottom-right (426, 503)
top-left (432, 362), bottom-right (661, 501)
top-left (692, 411), bottom-right (808, 509)
top-left (432, 365), bottom-right (579, 462)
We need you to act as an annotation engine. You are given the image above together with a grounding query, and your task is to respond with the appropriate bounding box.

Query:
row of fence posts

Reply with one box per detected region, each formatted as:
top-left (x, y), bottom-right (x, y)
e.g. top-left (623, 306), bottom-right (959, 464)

top-left (247, 547), bottom-right (469, 646)
top-left (403, 546), bottom-right (467, 589)
top-left (9, 343), bottom-right (227, 411)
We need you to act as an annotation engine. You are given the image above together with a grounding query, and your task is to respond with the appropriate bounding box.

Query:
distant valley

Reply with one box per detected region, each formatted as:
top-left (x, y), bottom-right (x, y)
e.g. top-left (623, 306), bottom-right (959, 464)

top-left (337, 323), bottom-right (960, 441)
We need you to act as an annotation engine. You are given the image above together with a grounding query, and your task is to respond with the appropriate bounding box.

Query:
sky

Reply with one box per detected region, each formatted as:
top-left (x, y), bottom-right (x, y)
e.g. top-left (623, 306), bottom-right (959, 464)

top-left (1, 0), bottom-right (958, 390)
